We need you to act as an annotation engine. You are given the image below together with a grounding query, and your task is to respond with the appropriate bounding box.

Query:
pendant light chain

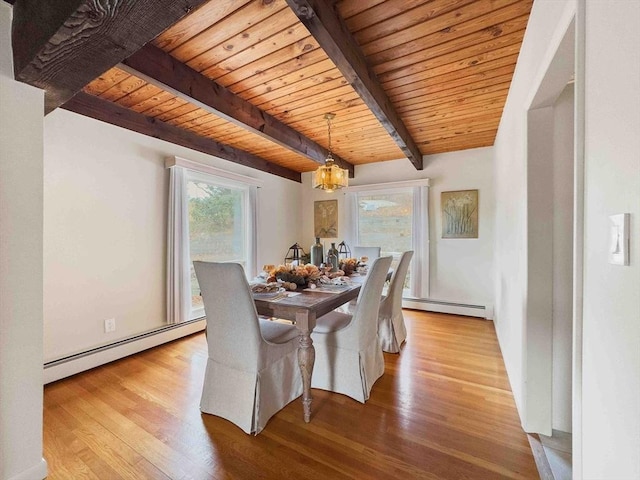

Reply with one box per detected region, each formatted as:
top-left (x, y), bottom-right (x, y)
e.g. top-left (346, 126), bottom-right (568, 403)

top-left (327, 115), bottom-right (332, 159)
top-left (325, 112), bottom-right (335, 161)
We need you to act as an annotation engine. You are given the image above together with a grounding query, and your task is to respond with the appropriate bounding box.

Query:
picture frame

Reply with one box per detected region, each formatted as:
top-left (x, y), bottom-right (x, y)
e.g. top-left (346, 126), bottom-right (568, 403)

top-left (314, 199), bottom-right (338, 238)
top-left (441, 189), bottom-right (479, 238)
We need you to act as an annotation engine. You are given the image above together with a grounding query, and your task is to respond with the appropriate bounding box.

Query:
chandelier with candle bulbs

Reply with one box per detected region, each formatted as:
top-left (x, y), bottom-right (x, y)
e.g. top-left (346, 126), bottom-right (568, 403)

top-left (313, 113), bottom-right (348, 193)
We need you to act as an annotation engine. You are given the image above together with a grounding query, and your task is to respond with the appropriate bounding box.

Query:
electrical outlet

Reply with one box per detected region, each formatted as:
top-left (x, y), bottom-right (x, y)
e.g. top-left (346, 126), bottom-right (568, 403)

top-left (104, 318), bottom-right (116, 333)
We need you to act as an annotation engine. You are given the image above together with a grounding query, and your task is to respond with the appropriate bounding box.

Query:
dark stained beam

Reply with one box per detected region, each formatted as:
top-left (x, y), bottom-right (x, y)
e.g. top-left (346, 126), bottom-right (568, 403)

top-left (11, 0), bottom-right (208, 114)
top-left (285, 0), bottom-right (424, 170)
top-left (62, 92), bottom-right (301, 183)
top-left (121, 44), bottom-right (355, 177)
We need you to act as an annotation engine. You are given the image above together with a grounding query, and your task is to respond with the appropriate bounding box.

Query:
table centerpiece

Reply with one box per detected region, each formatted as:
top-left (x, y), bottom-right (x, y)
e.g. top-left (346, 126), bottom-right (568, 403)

top-left (266, 264), bottom-right (321, 290)
top-left (265, 263), bottom-right (350, 290)
top-left (339, 257), bottom-right (364, 276)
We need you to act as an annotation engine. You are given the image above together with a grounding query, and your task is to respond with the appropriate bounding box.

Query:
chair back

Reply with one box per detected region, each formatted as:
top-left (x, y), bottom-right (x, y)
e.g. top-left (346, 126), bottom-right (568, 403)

top-left (353, 246), bottom-right (381, 260)
top-left (193, 261), bottom-right (263, 368)
top-left (351, 256), bottom-right (392, 349)
top-left (379, 251), bottom-right (413, 319)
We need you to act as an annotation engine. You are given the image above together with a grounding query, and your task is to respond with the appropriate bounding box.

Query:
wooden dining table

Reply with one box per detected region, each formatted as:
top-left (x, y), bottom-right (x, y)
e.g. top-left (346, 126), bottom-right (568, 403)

top-left (253, 276), bottom-right (367, 423)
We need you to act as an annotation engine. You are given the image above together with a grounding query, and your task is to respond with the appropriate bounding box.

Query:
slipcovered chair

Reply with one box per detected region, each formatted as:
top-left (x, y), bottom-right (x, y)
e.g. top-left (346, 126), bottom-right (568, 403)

top-left (193, 261), bottom-right (302, 435)
top-left (310, 256), bottom-right (393, 403)
top-left (378, 250), bottom-right (414, 353)
top-left (352, 246), bottom-right (381, 261)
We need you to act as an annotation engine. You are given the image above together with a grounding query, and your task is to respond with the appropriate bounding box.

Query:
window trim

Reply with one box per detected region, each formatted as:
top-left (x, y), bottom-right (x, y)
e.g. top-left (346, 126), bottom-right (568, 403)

top-left (344, 181), bottom-right (430, 299)
top-left (166, 156), bottom-right (258, 323)
top-left (166, 156), bottom-right (263, 187)
top-left (344, 178), bottom-right (430, 192)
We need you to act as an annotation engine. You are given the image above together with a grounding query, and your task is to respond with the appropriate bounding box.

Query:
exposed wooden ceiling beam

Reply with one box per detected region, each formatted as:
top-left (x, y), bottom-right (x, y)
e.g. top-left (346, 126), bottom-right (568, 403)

top-left (11, 0), bottom-right (208, 113)
top-left (62, 92), bottom-right (301, 183)
top-left (285, 0), bottom-right (424, 171)
top-left (121, 44), bottom-right (355, 178)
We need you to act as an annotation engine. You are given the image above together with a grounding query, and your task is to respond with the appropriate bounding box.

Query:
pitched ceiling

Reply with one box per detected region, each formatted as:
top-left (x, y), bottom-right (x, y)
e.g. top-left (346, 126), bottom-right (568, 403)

top-left (10, 0), bottom-right (533, 182)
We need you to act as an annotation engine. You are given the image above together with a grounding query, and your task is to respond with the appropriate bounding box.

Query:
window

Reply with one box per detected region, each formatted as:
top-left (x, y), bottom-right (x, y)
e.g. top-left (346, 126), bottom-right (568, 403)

top-left (186, 171), bottom-right (252, 318)
top-left (357, 189), bottom-right (414, 255)
top-left (346, 181), bottom-right (429, 299)
top-left (167, 157), bottom-right (259, 323)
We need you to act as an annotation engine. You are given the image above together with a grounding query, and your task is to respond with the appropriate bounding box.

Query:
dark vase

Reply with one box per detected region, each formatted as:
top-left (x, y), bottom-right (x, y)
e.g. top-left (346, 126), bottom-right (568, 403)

top-left (327, 242), bottom-right (339, 271)
top-left (310, 237), bottom-right (324, 266)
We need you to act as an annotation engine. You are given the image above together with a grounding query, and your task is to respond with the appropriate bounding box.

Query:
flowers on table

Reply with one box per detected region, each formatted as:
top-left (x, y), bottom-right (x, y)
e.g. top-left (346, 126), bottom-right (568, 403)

top-left (265, 263), bottom-right (351, 291)
top-left (339, 257), bottom-right (361, 276)
top-left (267, 263), bottom-right (322, 290)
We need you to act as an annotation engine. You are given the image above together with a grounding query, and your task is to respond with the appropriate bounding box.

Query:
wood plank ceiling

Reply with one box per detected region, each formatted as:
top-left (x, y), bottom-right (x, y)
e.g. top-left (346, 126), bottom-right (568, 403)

top-left (14, 0), bottom-right (534, 181)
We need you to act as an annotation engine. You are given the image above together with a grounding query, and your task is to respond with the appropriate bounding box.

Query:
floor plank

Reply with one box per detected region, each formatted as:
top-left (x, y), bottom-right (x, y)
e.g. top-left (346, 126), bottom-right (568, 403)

top-left (43, 310), bottom-right (540, 479)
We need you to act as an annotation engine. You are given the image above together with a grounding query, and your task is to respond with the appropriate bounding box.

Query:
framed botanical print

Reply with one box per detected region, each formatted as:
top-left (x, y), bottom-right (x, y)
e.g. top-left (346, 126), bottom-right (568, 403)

top-left (314, 200), bottom-right (338, 238)
top-left (441, 190), bottom-right (478, 238)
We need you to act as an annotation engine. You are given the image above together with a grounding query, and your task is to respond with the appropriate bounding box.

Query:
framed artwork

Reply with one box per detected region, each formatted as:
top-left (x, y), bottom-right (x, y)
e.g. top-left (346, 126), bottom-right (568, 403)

top-left (314, 199), bottom-right (338, 238)
top-left (441, 190), bottom-right (479, 238)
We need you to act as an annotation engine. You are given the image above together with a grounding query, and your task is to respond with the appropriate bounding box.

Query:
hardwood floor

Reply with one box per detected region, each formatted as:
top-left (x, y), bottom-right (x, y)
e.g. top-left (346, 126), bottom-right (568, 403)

top-left (43, 310), bottom-right (540, 479)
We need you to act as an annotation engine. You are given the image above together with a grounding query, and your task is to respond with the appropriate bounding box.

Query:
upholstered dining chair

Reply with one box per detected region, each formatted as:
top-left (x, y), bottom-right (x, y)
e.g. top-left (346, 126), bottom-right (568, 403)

top-left (378, 250), bottom-right (414, 353)
top-left (193, 261), bottom-right (302, 435)
top-left (310, 255), bottom-right (393, 403)
top-left (352, 246), bottom-right (381, 261)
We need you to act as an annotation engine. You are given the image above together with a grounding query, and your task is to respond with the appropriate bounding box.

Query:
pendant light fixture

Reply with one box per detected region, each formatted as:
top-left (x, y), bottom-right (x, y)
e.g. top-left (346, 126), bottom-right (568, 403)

top-left (313, 113), bottom-right (348, 193)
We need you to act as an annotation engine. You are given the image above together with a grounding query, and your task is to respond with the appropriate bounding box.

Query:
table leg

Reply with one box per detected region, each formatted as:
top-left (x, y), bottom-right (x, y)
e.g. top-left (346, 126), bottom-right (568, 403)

top-left (295, 310), bottom-right (316, 423)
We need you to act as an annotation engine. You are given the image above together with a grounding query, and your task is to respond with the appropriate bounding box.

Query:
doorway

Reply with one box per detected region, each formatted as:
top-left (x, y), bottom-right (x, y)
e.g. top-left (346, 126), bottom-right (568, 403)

top-left (524, 16), bottom-right (578, 480)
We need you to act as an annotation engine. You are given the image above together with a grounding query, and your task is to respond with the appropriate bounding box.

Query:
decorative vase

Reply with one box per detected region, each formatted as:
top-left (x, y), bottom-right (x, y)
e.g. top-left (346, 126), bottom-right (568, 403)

top-left (310, 237), bottom-right (324, 266)
top-left (327, 242), bottom-right (339, 272)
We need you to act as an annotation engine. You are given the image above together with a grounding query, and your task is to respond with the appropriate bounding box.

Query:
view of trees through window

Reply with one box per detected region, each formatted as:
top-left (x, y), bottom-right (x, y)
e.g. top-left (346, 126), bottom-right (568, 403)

top-left (187, 179), bottom-right (247, 313)
top-left (357, 190), bottom-right (413, 289)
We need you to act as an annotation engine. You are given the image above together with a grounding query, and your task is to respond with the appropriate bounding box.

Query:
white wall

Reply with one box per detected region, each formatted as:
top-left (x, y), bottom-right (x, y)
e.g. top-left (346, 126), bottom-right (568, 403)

top-left (552, 83), bottom-right (574, 433)
top-left (492, 0), bottom-right (576, 424)
top-left (495, 0), bottom-right (640, 476)
top-left (301, 146), bottom-right (495, 307)
top-left (582, 2), bottom-right (640, 478)
top-left (43, 109), bottom-right (302, 361)
top-left (525, 105), bottom-right (555, 435)
top-left (0, 3), bottom-right (48, 479)
top-left (44, 110), bottom-right (167, 360)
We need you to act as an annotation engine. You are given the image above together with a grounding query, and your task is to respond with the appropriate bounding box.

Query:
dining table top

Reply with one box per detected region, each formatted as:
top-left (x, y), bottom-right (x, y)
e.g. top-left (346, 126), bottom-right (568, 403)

top-left (253, 274), bottom-right (366, 322)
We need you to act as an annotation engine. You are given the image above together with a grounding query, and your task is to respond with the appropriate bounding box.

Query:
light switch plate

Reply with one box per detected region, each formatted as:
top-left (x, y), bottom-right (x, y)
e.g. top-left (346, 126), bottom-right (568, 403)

top-left (609, 213), bottom-right (630, 265)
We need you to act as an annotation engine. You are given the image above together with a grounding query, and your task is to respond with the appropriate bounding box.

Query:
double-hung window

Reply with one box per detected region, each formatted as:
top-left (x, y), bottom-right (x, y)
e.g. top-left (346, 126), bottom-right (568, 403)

top-left (345, 180), bottom-right (430, 299)
top-left (167, 157), bottom-right (258, 323)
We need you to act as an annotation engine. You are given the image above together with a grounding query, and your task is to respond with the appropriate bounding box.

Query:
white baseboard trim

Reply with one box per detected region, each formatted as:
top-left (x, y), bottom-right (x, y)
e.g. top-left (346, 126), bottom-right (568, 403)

top-left (42, 298), bottom-right (492, 384)
top-left (7, 458), bottom-right (48, 480)
top-left (43, 319), bottom-right (206, 384)
top-left (403, 298), bottom-right (493, 320)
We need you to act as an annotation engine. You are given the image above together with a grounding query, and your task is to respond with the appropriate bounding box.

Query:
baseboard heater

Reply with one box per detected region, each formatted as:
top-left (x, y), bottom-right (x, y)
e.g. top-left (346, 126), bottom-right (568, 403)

top-left (402, 297), bottom-right (493, 320)
top-left (43, 318), bottom-right (206, 384)
top-left (43, 298), bottom-right (491, 383)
